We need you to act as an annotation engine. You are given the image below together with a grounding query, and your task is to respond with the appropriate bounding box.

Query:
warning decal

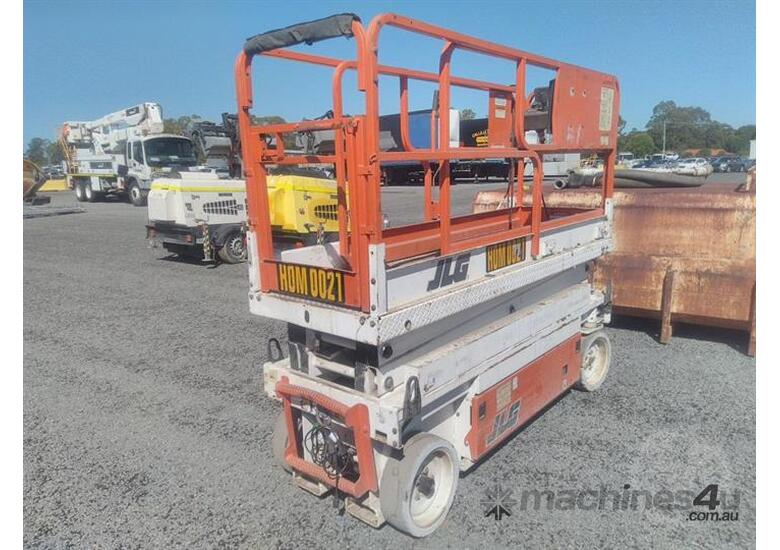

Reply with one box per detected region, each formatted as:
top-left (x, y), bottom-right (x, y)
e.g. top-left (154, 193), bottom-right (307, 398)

top-left (599, 87), bottom-right (615, 132)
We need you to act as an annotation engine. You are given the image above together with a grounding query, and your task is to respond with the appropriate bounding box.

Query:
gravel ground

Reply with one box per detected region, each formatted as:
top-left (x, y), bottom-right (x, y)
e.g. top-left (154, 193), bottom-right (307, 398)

top-left (24, 179), bottom-right (755, 549)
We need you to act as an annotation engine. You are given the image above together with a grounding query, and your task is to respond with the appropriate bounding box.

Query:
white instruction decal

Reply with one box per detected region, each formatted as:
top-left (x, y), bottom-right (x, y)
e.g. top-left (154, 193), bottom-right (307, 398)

top-left (599, 87), bottom-right (615, 131)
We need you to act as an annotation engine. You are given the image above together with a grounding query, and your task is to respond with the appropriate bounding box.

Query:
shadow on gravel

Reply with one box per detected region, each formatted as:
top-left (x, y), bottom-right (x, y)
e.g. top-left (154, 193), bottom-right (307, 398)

top-left (610, 314), bottom-right (752, 356)
top-left (91, 195), bottom-right (131, 204)
top-left (157, 253), bottom-right (225, 269)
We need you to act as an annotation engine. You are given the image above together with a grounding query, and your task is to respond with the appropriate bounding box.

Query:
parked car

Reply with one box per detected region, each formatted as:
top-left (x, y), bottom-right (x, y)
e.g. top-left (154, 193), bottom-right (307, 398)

top-left (650, 153), bottom-right (679, 162)
top-left (40, 166), bottom-right (60, 180)
top-left (675, 157), bottom-right (713, 176)
top-left (713, 157), bottom-right (746, 172)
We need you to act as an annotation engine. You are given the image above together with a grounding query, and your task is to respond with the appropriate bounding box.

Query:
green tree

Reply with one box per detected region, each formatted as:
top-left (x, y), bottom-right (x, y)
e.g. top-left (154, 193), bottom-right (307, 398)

top-left (163, 114), bottom-right (201, 135)
top-left (646, 100), bottom-right (712, 152)
top-left (252, 115), bottom-right (286, 125)
top-left (24, 137), bottom-right (51, 165)
top-left (732, 124), bottom-right (756, 155)
top-left (47, 140), bottom-right (65, 165)
top-left (623, 132), bottom-right (656, 157)
top-left (618, 116), bottom-right (627, 136)
top-left (460, 108), bottom-right (476, 120)
top-left (643, 100), bottom-right (759, 155)
top-left (251, 115), bottom-right (297, 148)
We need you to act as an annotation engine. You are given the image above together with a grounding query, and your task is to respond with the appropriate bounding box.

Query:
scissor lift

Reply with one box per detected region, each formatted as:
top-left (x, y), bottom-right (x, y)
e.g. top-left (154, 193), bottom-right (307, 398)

top-left (236, 13), bottom-right (619, 537)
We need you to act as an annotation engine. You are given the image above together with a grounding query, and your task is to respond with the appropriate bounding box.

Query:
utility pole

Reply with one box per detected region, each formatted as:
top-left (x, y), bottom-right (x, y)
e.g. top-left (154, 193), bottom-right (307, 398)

top-left (662, 120), bottom-right (667, 158)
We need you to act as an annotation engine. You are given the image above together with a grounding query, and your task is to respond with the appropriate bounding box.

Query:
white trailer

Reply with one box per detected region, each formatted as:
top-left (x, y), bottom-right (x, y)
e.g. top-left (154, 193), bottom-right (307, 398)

top-left (146, 173), bottom-right (248, 263)
top-left (60, 103), bottom-right (201, 206)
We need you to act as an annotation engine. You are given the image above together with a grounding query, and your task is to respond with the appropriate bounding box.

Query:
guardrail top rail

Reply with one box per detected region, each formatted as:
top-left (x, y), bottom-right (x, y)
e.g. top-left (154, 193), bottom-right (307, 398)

top-left (235, 12), bottom-right (619, 313)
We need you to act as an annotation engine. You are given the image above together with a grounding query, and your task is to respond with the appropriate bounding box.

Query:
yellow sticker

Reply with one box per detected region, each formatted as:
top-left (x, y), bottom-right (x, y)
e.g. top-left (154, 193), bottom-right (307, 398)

top-left (276, 263), bottom-right (345, 304)
top-left (486, 237), bottom-right (527, 273)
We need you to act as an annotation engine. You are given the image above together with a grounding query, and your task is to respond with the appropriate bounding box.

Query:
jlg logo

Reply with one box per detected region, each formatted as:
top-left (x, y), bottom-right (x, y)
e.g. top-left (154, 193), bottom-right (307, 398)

top-left (485, 400), bottom-right (522, 447)
top-left (426, 253), bottom-right (471, 291)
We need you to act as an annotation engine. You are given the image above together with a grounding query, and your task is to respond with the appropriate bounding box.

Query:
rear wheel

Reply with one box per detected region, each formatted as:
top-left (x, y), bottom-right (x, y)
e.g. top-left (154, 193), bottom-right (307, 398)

top-left (380, 433), bottom-right (459, 538)
top-left (74, 181), bottom-right (86, 202)
top-left (83, 183), bottom-right (99, 202)
top-left (217, 231), bottom-right (246, 263)
top-left (576, 330), bottom-right (611, 391)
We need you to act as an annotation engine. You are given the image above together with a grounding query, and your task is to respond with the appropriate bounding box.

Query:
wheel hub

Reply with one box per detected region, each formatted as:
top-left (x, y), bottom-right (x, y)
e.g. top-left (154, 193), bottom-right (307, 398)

top-left (583, 346), bottom-right (597, 372)
top-left (227, 235), bottom-right (245, 257)
top-left (409, 450), bottom-right (454, 527)
top-left (415, 471), bottom-right (436, 499)
top-left (583, 339), bottom-right (606, 377)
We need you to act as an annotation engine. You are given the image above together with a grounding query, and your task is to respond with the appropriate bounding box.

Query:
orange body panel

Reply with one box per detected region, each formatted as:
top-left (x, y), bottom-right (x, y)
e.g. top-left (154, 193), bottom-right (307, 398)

top-left (550, 67), bottom-right (619, 150)
top-left (466, 335), bottom-right (581, 461)
top-left (488, 90), bottom-right (514, 148)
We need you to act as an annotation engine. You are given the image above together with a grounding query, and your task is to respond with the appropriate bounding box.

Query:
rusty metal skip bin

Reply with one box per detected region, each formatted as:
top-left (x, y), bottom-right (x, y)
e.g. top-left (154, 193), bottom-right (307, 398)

top-left (475, 179), bottom-right (756, 355)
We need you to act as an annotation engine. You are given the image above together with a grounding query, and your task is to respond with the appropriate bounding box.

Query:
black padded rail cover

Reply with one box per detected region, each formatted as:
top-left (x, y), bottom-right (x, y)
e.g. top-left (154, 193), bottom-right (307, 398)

top-left (244, 13), bottom-right (361, 55)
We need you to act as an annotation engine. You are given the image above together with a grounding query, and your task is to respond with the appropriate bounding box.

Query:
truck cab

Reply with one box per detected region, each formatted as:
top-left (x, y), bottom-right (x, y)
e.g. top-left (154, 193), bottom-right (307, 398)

top-left (124, 135), bottom-right (198, 206)
top-left (62, 103), bottom-right (203, 206)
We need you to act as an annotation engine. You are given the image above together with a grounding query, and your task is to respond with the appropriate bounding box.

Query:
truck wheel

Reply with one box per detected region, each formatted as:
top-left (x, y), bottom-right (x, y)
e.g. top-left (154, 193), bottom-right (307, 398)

top-left (576, 330), bottom-right (611, 392)
top-left (217, 231), bottom-right (247, 263)
top-left (83, 183), bottom-right (99, 202)
top-left (74, 182), bottom-right (86, 202)
top-left (272, 411), bottom-right (292, 474)
top-left (380, 433), bottom-right (459, 538)
top-left (128, 182), bottom-right (147, 207)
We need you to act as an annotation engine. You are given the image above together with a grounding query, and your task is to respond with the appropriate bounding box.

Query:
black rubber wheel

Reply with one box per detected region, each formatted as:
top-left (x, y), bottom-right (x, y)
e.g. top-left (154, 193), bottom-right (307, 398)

top-left (272, 411), bottom-right (292, 474)
top-left (217, 231), bottom-right (247, 263)
top-left (128, 182), bottom-right (147, 207)
top-left (74, 181), bottom-right (86, 202)
top-left (83, 183), bottom-right (99, 203)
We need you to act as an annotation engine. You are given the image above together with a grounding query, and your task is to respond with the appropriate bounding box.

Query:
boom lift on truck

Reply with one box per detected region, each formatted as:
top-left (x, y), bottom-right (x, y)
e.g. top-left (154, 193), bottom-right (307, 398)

top-left (60, 102), bottom-right (201, 206)
top-left (185, 113), bottom-right (243, 178)
top-left (239, 13), bottom-right (618, 537)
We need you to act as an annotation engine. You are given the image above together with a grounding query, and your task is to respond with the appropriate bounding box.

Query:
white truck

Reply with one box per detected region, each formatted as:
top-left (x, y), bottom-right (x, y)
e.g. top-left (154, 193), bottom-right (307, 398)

top-left (60, 103), bottom-right (201, 206)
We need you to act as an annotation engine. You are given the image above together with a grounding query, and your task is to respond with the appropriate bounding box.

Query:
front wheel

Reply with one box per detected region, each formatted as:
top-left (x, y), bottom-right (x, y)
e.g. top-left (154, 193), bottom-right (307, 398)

top-left (217, 231), bottom-right (247, 263)
top-left (576, 330), bottom-right (612, 391)
top-left (380, 433), bottom-right (459, 538)
top-left (128, 182), bottom-right (147, 207)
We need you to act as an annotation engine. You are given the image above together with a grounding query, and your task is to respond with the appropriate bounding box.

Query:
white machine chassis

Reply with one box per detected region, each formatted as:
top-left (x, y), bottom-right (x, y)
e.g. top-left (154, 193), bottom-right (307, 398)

top-left (257, 204), bottom-right (613, 530)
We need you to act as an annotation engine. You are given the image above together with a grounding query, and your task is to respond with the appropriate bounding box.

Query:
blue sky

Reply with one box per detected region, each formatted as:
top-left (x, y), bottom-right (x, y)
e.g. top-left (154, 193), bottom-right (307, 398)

top-left (23, 0), bottom-right (755, 144)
